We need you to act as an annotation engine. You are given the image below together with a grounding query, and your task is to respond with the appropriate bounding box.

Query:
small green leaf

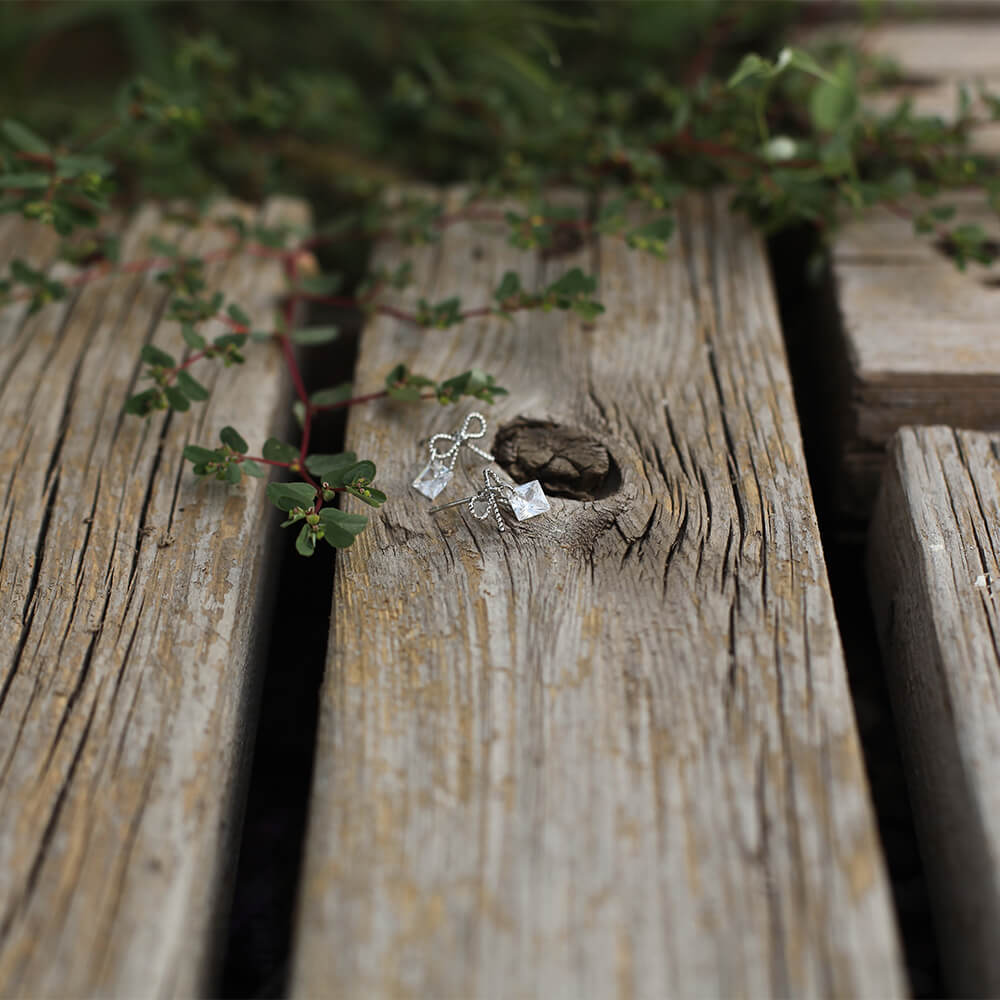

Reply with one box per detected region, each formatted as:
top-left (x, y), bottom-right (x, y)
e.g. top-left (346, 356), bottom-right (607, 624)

top-left (625, 217), bottom-right (675, 256)
top-left (436, 368), bottom-right (507, 403)
top-left (318, 506), bottom-right (369, 547)
top-left (219, 425), bottom-right (249, 453)
top-left (295, 523), bottom-right (317, 556)
top-left (296, 273), bottom-right (342, 296)
top-left (386, 384), bottom-right (426, 402)
top-left (345, 460), bottom-right (376, 484)
top-left (148, 235), bottom-right (179, 258)
top-left (290, 325), bottom-right (339, 346)
top-left (0, 173), bottom-right (52, 190)
top-left (123, 388), bottom-right (161, 416)
top-left (781, 48), bottom-right (838, 85)
top-left (183, 445), bottom-right (220, 464)
top-left (250, 329), bottom-right (273, 343)
top-left (54, 154), bottom-right (112, 177)
top-left (213, 332), bottom-right (248, 349)
top-left (263, 438), bottom-right (299, 463)
top-left (181, 323), bottom-right (206, 349)
top-left (227, 303), bottom-right (251, 328)
top-left (310, 383), bottom-right (354, 407)
top-left (176, 370), bottom-right (209, 401)
top-left (253, 222), bottom-right (292, 249)
top-left (241, 459), bottom-right (266, 478)
top-left (267, 481), bottom-right (317, 511)
top-left (494, 270), bottom-right (522, 302)
top-left (810, 78), bottom-right (857, 132)
top-left (572, 300), bottom-right (605, 321)
top-left (140, 344), bottom-right (176, 368)
top-left (348, 486), bottom-right (387, 507)
top-left (930, 204), bottom-right (957, 221)
top-left (292, 400), bottom-right (307, 428)
top-left (546, 267), bottom-right (596, 298)
top-left (727, 53), bottom-right (772, 89)
top-left (306, 451), bottom-right (357, 484)
top-left (385, 363), bottom-right (408, 387)
top-left (2, 119), bottom-right (50, 154)
top-left (165, 386), bottom-right (190, 411)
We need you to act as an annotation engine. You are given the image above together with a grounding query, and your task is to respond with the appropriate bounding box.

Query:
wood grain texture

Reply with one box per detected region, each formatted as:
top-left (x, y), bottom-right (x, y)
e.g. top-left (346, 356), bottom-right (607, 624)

top-left (0, 197), bottom-right (308, 997)
top-left (289, 190), bottom-right (905, 999)
top-left (868, 425), bottom-right (1000, 996)
top-left (814, 17), bottom-right (1000, 517)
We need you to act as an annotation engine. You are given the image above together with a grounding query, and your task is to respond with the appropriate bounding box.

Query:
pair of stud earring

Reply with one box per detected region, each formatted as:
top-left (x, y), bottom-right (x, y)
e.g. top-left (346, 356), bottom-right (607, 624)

top-left (411, 411), bottom-right (550, 532)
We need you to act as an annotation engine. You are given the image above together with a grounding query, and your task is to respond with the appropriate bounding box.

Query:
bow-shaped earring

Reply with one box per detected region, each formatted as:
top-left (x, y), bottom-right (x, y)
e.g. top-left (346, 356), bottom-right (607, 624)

top-left (411, 411), bottom-right (495, 500)
top-left (429, 467), bottom-right (550, 533)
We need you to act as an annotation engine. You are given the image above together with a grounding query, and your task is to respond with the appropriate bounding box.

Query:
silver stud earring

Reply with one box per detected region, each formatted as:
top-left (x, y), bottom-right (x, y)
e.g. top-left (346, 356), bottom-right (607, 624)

top-left (429, 467), bottom-right (550, 532)
top-left (412, 411), bottom-right (494, 500)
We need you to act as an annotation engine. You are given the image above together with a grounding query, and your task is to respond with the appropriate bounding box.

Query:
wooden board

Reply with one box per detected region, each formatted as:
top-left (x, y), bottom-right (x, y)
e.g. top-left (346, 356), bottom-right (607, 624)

top-left (814, 20), bottom-right (1000, 518)
top-left (289, 190), bottom-right (905, 998)
top-left (0, 196), bottom-right (307, 996)
top-left (852, 20), bottom-right (1000, 77)
top-left (867, 425), bottom-right (1000, 996)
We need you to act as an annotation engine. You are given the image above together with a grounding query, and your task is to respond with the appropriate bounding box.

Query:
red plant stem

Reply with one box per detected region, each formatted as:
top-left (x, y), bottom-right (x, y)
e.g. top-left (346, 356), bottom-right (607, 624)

top-left (8, 207), bottom-right (602, 306)
top-left (241, 455), bottom-right (292, 468)
top-left (313, 389), bottom-right (387, 412)
top-left (173, 349), bottom-right (210, 374)
top-left (683, 13), bottom-right (736, 85)
top-left (297, 291), bottom-right (541, 329)
top-left (240, 452), bottom-right (347, 489)
top-left (15, 150), bottom-right (54, 167)
top-left (280, 255), bottom-right (318, 483)
top-left (280, 260), bottom-right (309, 410)
top-left (375, 303), bottom-right (421, 324)
top-left (457, 306), bottom-right (499, 321)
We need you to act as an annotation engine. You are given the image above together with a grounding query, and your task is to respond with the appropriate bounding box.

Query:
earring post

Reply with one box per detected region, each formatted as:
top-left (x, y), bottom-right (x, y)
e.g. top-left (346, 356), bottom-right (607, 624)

top-left (428, 495), bottom-right (474, 513)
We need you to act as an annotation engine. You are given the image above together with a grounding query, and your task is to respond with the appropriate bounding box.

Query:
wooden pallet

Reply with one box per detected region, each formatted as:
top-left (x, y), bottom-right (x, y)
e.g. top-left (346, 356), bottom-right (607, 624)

top-left (869, 426), bottom-right (1000, 996)
top-left (0, 198), bottom-right (307, 996)
top-left (287, 190), bottom-right (905, 998)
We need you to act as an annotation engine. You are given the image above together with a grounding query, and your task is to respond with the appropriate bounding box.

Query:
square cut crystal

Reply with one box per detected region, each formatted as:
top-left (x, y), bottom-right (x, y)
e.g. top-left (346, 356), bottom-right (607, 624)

top-left (509, 480), bottom-right (550, 521)
top-left (412, 459), bottom-right (453, 500)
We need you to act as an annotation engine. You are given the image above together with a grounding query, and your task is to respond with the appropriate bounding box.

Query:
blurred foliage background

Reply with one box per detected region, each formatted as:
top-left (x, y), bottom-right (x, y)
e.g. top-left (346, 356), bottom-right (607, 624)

top-left (0, 0), bottom-right (804, 210)
top-left (3, 0), bottom-right (995, 276)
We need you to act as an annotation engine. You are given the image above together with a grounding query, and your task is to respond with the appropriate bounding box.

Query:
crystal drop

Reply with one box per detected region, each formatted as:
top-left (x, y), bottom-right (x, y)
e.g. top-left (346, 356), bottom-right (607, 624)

top-left (412, 459), bottom-right (453, 500)
top-left (509, 480), bottom-right (550, 521)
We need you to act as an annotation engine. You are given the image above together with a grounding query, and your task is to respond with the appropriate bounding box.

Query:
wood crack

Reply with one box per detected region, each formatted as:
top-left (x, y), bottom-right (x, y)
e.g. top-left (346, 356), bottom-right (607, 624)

top-left (1, 680), bottom-right (102, 946)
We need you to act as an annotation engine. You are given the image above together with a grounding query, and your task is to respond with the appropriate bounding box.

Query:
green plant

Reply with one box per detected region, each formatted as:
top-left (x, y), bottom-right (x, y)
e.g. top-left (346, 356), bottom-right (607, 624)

top-left (1, 1), bottom-right (997, 554)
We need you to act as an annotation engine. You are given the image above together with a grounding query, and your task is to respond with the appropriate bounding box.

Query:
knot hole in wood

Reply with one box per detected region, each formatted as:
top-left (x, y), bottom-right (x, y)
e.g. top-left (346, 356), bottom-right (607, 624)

top-left (493, 418), bottom-right (622, 501)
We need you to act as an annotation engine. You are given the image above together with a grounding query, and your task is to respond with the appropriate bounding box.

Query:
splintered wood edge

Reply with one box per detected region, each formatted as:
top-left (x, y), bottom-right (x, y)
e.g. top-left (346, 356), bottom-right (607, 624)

top-left (867, 425), bottom-right (1000, 995)
top-left (289, 187), bottom-right (904, 999)
top-left (0, 196), bottom-right (309, 997)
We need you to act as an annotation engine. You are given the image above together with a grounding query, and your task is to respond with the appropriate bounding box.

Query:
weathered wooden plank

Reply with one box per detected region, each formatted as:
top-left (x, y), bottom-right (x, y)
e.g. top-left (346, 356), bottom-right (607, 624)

top-left (0, 196), bottom-right (308, 996)
top-left (289, 190), bottom-right (905, 998)
top-left (813, 18), bottom-right (1000, 518)
top-left (855, 20), bottom-right (1000, 77)
top-left (868, 425), bottom-right (1000, 996)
